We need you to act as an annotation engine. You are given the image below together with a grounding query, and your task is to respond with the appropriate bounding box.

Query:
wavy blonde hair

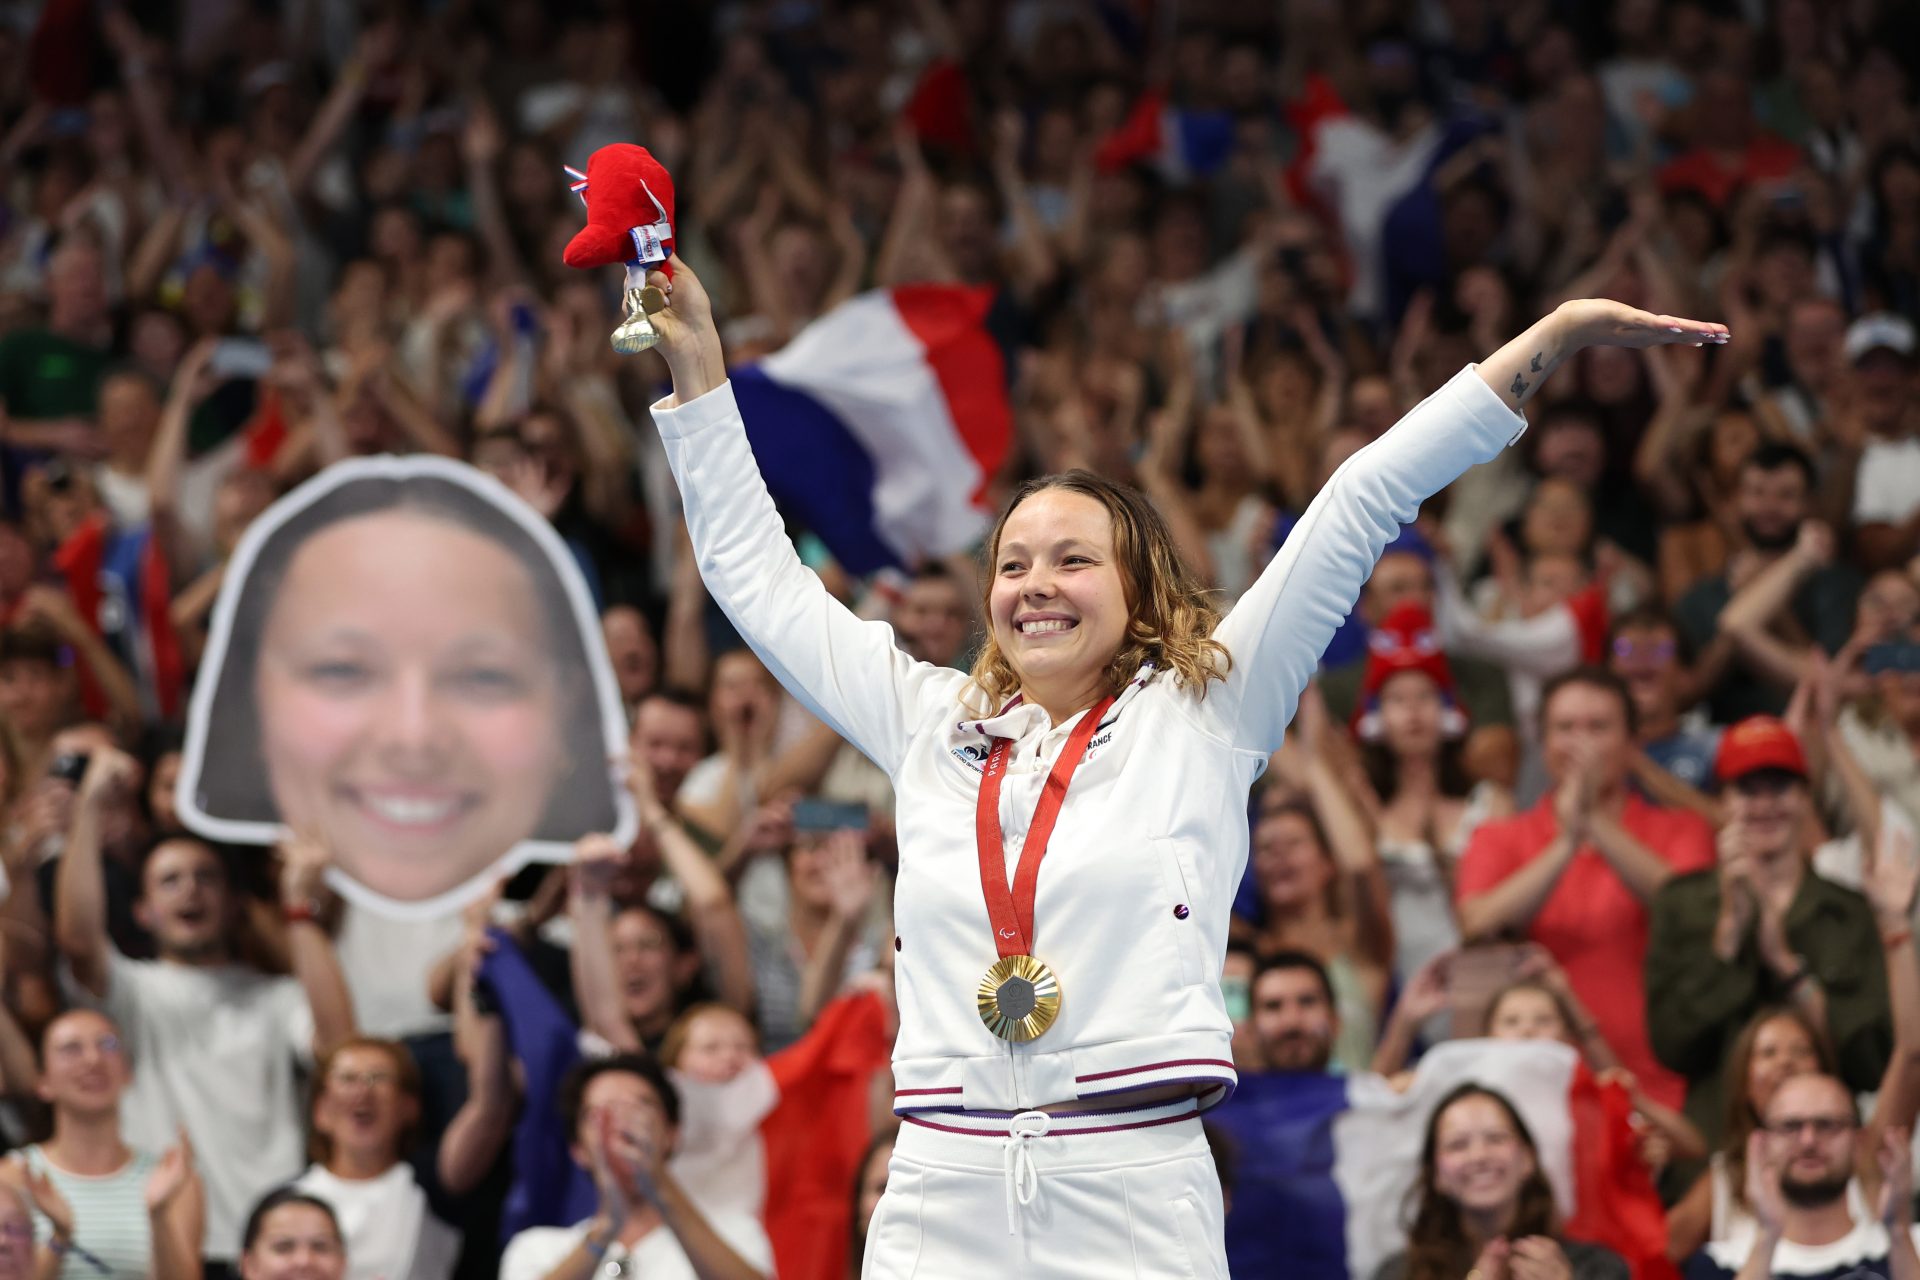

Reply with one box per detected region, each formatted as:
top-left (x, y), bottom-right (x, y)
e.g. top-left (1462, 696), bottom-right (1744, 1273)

top-left (966, 470), bottom-right (1230, 713)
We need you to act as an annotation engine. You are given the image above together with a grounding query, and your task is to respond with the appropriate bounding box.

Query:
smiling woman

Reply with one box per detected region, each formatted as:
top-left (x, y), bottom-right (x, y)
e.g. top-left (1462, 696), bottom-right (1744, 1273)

top-left (178, 458), bottom-right (634, 917)
top-left (636, 248), bottom-right (1729, 1278)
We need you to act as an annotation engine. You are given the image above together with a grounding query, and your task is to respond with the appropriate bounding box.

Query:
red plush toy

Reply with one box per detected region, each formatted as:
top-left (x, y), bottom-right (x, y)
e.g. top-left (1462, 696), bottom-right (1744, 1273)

top-left (562, 144), bottom-right (678, 352)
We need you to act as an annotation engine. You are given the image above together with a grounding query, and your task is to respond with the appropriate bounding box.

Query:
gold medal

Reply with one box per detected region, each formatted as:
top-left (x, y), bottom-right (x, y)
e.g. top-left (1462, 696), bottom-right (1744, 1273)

top-left (977, 953), bottom-right (1062, 1042)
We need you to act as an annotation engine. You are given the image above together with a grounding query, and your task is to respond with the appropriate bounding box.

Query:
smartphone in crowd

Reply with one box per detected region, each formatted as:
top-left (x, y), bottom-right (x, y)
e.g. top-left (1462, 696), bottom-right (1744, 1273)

top-left (48, 752), bottom-right (91, 785)
top-left (1445, 943), bottom-right (1536, 1040)
top-left (207, 337), bottom-right (275, 380)
top-left (791, 799), bottom-right (869, 834)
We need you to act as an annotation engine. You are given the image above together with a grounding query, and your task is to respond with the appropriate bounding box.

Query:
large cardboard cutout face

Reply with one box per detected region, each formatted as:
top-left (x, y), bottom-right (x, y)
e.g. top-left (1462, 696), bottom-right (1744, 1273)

top-left (178, 456), bottom-right (635, 920)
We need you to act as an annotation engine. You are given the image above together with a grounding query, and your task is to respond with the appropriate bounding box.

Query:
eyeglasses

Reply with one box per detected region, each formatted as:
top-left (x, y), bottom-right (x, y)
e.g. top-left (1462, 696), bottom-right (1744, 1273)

top-left (328, 1070), bottom-right (397, 1090)
top-left (48, 1035), bottom-right (122, 1062)
top-left (1611, 637), bottom-right (1676, 662)
top-left (1766, 1115), bottom-right (1854, 1139)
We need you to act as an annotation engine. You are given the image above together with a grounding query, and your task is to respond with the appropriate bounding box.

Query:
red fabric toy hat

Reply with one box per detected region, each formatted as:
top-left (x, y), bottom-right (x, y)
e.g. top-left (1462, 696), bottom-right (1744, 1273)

top-left (1714, 716), bottom-right (1809, 783)
top-left (562, 144), bottom-right (676, 286)
top-left (1352, 601), bottom-right (1467, 743)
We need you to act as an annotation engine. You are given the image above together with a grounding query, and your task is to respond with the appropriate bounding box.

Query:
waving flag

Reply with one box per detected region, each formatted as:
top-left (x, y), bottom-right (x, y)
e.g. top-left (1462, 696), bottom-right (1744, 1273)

top-left (729, 284), bottom-right (1012, 575)
top-left (1092, 85), bottom-right (1237, 182)
top-left (1209, 1040), bottom-right (1674, 1280)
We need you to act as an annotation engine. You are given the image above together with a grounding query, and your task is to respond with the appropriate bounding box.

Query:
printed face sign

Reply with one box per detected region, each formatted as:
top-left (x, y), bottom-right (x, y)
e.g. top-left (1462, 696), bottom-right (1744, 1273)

top-left (178, 456), bottom-right (635, 920)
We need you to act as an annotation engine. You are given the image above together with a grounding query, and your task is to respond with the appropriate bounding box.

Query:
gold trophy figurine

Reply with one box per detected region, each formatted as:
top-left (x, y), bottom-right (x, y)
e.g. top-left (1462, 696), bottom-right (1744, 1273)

top-left (561, 145), bottom-right (679, 355)
top-left (611, 278), bottom-right (671, 354)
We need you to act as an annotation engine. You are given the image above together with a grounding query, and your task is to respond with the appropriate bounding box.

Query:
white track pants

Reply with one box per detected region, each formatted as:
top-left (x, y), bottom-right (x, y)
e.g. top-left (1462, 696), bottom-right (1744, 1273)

top-left (862, 1098), bottom-right (1227, 1279)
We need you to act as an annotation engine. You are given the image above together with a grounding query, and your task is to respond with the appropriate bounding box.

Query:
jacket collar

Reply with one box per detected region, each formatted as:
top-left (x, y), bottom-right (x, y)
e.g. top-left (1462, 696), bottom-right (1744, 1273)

top-left (956, 663), bottom-right (1159, 742)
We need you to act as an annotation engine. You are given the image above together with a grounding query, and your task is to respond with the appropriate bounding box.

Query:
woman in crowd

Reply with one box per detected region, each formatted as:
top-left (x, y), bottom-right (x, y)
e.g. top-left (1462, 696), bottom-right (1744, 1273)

top-left (1373, 1084), bottom-right (1629, 1280)
top-left (237, 1190), bottom-right (347, 1280)
top-left (8, 1008), bottom-right (201, 1280)
top-left (1347, 601), bottom-right (1512, 988)
top-left (293, 1037), bottom-right (460, 1280)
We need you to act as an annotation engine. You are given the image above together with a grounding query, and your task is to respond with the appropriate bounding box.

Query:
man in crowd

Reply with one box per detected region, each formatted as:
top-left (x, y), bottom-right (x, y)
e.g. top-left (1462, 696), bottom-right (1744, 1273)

top-left (1847, 314), bottom-right (1920, 573)
top-left (891, 562), bottom-right (974, 669)
top-left (0, 238), bottom-right (115, 485)
top-left (1645, 717), bottom-right (1893, 1146)
top-left (498, 1056), bottom-right (770, 1280)
top-left (53, 746), bottom-right (356, 1275)
top-left (601, 605), bottom-right (659, 725)
top-left (1685, 1074), bottom-right (1917, 1280)
top-left (1457, 666), bottom-right (1716, 1109)
top-left (1210, 951), bottom-right (1346, 1280)
top-left (1675, 443), bottom-right (1861, 722)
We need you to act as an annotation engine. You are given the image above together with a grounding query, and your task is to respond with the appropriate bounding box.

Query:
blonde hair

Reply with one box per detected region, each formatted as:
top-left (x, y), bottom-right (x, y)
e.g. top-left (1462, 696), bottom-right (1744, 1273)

top-left (966, 470), bottom-right (1230, 713)
top-left (659, 1002), bottom-right (759, 1068)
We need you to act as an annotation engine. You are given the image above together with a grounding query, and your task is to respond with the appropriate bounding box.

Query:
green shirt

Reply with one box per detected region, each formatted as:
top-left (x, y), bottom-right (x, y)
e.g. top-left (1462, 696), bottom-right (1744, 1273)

top-left (0, 328), bottom-right (112, 423)
top-left (1645, 867), bottom-right (1892, 1149)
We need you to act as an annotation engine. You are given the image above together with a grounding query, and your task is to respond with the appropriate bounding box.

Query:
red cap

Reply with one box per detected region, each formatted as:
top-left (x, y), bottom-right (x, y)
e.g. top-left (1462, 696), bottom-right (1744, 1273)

top-left (1714, 716), bottom-right (1809, 783)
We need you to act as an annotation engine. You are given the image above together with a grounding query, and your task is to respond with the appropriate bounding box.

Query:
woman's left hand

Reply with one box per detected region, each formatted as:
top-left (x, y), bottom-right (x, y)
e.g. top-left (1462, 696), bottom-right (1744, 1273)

top-left (1507, 1236), bottom-right (1572, 1280)
top-left (1554, 300), bottom-right (1728, 351)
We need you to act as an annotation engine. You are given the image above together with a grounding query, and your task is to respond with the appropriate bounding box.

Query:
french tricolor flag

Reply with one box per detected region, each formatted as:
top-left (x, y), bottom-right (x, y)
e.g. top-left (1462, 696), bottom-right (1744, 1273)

top-left (730, 284), bottom-right (1012, 575)
top-left (1209, 1040), bottom-right (1675, 1280)
top-left (1092, 85), bottom-right (1237, 183)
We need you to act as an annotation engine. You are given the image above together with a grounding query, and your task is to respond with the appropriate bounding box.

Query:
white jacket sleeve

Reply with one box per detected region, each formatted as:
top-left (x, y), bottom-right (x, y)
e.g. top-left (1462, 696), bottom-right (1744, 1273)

top-left (1196, 365), bottom-right (1526, 755)
top-left (651, 382), bottom-right (964, 776)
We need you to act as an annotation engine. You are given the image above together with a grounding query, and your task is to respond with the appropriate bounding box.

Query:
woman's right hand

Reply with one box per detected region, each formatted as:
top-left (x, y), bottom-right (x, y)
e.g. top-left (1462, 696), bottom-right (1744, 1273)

top-left (644, 254), bottom-right (726, 402)
top-left (1553, 300), bottom-right (1728, 352)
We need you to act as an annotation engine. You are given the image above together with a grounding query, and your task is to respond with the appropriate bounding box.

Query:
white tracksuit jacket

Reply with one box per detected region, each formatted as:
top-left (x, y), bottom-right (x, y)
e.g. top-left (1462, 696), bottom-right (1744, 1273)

top-left (652, 365), bottom-right (1525, 1116)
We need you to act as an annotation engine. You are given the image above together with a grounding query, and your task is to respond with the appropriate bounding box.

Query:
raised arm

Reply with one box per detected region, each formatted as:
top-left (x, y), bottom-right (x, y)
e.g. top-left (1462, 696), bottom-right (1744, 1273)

top-left (570, 835), bottom-right (644, 1055)
top-left (645, 255), bottom-right (962, 774)
top-left (1861, 829), bottom-right (1920, 1159)
top-left (1202, 303), bottom-right (1727, 754)
top-left (627, 761), bottom-right (755, 1015)
top-left (276, 836), bottom-right (357, 1056)
top-left (54, 751), bottom-right (141, 998)
top-left (439, 901), bottom-right (517, 1196)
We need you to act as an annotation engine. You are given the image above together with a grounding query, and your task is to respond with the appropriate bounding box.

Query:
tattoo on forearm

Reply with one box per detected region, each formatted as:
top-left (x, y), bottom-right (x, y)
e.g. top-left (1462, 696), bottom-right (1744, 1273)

top-left (1511, 351), bottom-right (1548, 402)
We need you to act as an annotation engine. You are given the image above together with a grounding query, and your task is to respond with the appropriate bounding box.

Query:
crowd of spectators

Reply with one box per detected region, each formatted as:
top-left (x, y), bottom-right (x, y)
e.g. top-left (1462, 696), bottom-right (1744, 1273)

top-left (1, 0), bottom-right (1919, 1278)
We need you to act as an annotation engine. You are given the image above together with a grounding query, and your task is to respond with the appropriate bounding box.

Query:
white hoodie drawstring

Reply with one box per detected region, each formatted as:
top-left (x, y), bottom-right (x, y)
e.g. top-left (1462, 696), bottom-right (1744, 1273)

top-left (1001, 1110), bottom-right (1050, 1234)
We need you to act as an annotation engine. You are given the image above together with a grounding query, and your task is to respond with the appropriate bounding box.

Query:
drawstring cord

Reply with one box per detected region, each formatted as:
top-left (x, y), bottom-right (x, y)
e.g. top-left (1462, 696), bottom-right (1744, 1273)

top-left (1001, 1110), bottom-right (1050, 1234)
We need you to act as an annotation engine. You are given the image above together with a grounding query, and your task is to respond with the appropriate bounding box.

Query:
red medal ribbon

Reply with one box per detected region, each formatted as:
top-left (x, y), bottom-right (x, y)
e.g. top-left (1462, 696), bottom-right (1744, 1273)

top-left (974, 695), bottom-right (1116, 960)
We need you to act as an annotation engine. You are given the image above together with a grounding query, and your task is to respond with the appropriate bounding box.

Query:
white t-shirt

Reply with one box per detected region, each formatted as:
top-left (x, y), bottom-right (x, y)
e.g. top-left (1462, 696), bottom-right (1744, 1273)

top-left (295, 1164), bottom-right (460, 1280)
top-left (90, 952), bottom-right (313, 1261)
top-left (670, 1067), bottom-right (780, 1220)
top-left (1852, 436), bottom-right (1920, 525)
top-left (498, 1210), bottom-right (773, 1280)
top-left (332, 905), bottom-right (463, 1039)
